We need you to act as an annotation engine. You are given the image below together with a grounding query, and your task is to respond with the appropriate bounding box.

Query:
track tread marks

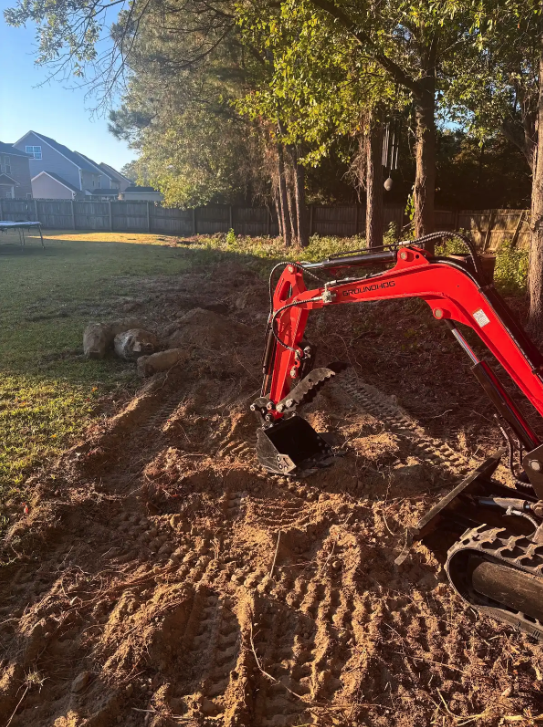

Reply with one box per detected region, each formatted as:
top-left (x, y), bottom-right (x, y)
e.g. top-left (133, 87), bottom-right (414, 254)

top-left (338, 371), bottom-right (473, 476)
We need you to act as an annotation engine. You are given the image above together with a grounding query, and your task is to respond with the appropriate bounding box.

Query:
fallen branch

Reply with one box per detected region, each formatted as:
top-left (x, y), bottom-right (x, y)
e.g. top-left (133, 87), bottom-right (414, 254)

top-left (5, 685), bottom-right (29, 727)
top-left (269, 530), bottom-right (282, 578)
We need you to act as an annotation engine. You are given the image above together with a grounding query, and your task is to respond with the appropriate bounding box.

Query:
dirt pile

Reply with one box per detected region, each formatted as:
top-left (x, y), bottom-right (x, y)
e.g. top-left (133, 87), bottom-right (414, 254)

top-left (1, 262), bottom-right (543, 726)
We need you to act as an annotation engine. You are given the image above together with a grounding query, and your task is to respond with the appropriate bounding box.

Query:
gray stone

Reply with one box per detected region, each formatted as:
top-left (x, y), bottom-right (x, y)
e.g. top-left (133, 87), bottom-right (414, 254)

top-left (83, 318), bottom-right (145, 359)
top-left (83, 322), bottom-right (110, 359)
top-left (114, 329), bottom-right (158, 361)
top-left (137, 348), bottom-right (189, 377)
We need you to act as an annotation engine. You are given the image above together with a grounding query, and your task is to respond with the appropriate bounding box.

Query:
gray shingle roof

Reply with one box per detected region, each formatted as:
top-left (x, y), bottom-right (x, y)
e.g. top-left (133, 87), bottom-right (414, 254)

top-left (124, 186), bottom-right (158, 192)
top-left (85, 188), bottom-right (119, 196)
top-left (74, 151), bottom-right (115, 181)
top-left (36, 171), bottom-right (80, 194)
top-left (99, 162), bottom-right (131, 182)
top-left (0, 173), bottom-right (19, 185)
top-left (30, 132), bottom-right (99, 172)
top-left (0, 141), bottom-right (31, 158)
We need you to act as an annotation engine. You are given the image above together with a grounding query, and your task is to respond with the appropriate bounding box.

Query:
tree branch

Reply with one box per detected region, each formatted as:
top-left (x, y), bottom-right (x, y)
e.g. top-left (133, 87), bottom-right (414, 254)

top-left (308, 0), bottom-right (422, 96)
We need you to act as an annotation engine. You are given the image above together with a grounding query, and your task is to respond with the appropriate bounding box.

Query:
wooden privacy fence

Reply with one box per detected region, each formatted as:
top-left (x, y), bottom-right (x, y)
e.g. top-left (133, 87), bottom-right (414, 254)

top-left (0, 198), bottom-right (532, 249)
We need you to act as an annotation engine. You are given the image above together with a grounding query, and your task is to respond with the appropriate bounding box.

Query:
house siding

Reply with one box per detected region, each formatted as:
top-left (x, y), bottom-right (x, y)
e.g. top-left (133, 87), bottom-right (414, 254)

top-left (100, 164), bottom-right (131, 192)
top-left (81, 169), bottom-right (104, 192)
top-left (0, 153), bottom-right (33, 198)
top-left (31, 175), bottom-right (74, 200)
top-left (0, 184), bottom-right (15, 199)
top-left (13, 132), bottom-right (82, 190)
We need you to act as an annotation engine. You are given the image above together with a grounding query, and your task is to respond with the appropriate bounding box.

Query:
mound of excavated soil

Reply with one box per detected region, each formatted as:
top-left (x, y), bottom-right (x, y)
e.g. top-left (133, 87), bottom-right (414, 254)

top-left (1, 262), bottom-right (543, 727)
top-left (166, 308), bottom-right (252, 351)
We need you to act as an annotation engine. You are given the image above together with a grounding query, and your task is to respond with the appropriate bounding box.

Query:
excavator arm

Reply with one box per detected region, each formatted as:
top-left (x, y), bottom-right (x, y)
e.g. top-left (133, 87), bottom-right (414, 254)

top-left (251, 234), bottom-right (543, 638)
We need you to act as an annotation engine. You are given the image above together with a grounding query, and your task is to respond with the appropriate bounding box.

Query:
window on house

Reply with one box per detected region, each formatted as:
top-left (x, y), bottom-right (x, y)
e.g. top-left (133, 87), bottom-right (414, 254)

top-left (25, 146), bottom-right (42, 160)
top-left (1, 156), bottom-right (11, 174)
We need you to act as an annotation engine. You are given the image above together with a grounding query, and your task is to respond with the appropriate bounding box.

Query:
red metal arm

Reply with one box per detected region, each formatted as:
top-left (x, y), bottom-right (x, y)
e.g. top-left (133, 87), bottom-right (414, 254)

top-left (267, 248), bottom-right (543, 433)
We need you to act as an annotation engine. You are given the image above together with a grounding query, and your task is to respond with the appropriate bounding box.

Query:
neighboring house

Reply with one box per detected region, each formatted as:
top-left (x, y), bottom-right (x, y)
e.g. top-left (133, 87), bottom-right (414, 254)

top-left (0, 141), bottom-right (32, 199)
top-left (73, 151), bottom-right (115, 191)
top-left (31, 171), bottom-right (80, 200)
top-left (85, 189), bottom-right (120, 201)
top-left (13, 131), bottom-right (125, 200)
top-left (122, 186), bottom-right (163, 202)
top-left (99, 163), bottom-right (132, 193)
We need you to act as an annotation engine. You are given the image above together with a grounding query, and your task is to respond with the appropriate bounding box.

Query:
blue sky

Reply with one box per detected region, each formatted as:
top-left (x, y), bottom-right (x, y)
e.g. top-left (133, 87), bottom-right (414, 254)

top-left (0, 0), bottom-right (134, 172)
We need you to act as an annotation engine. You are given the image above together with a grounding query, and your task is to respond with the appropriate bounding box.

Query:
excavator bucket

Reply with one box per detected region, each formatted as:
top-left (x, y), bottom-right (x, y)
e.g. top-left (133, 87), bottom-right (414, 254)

top-left (256, 416), bottom-right (333, 475)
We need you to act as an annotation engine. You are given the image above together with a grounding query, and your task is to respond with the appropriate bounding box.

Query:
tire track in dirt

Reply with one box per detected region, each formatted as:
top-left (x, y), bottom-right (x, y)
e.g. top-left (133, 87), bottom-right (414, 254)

top-left (3, 296), bottom-right (543, 726)
top-left (337, 369), bottom-right (472, 476)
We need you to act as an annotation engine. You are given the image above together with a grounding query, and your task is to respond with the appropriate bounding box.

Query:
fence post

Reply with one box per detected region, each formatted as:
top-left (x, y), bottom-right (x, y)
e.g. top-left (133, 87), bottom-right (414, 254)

top-left (354, 205), bottom-right (359, 236)
top-left (0, 198), bottom-right (3, 220)
top-left (146, 201), bottom-right (151, 232)
top-left (71, 199), bottom-right (76, 230)
top-left (33, 199), bottom-right (38, 222)
top-left (483, 210), bottom-right (496, 252)
top-left (108, 201), bottom-right (113, 231)
top-left (266, 208), bottom-right (271, 236)
top-left (192, 208), bottom-right (197, 235)
top-left (512, 210), bottom-right (525, 248)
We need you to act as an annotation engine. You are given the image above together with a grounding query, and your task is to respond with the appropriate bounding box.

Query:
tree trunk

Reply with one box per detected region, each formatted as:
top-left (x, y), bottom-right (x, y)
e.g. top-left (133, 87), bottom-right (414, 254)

top-left (285, 160), bottom-right (298, 245)
top-left (272, 168), bottom-right (283, 238)
top-left (290, 146), bottom-right (310, 248)
top-left (274, 187), bottom-right (283, 239)
top-left (528, 38), bottom-right (543, 332)
top-left (413, 79), bottom-right (436, 246)
top-left (277, 145), bottom-right (292, 247)
top-left (366, 117), bottom-right (384, 248)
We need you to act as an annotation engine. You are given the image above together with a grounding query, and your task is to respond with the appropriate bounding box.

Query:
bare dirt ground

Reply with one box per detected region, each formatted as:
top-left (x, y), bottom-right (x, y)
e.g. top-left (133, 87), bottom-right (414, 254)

top-left (1, 255), bottom-right (543, 726)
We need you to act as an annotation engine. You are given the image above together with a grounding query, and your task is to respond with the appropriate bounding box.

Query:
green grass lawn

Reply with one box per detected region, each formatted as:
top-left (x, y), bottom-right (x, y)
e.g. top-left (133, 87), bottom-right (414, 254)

top-left (0, 230), bottom-right (191, 521)
top-left (0, 227), bottom-right (367, 524)
top-left (2, 226), bottom-right (522, 528)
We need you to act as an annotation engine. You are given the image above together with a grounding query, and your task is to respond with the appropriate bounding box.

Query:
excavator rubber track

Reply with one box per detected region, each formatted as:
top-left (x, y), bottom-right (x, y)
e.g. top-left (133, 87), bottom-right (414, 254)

top-left (447, 525), bottom-right (543, 639)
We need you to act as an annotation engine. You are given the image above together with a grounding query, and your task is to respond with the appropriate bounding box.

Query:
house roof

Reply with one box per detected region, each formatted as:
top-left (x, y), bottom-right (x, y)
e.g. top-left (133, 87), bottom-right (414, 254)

top-left (19, 131), bottom-right (99, 172)
top-left (32, 170), bottom-right (80, 194)
top-left (99, 162), bottom-right (131, 183)
top-left (0, 142), bottom-right (31, 158)
top-left (85, 188), bottom-right (119, 196)
top-left (74, 151), bottom-right (115, 181)
top-left (0, 173), bottom-right (19, 185)
top-left (124, 186), bottom-right (159, 193)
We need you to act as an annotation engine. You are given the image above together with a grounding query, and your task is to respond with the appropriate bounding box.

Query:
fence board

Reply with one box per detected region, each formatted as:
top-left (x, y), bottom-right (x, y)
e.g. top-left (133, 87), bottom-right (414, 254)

top-left (111, 201), bottom-right (148, 232)
top-left (0, 198), bottom-right (35, 221)
top-left (74, 201), bottom-right (110, 231)
top-left (196, 206), bottom-right (230, 235)
top-left (384, 206), bottom-right (404, 234)
top-left (150, 205), bottom-right (193, 236)
top-left (0, 199), bottom-right (535, 247)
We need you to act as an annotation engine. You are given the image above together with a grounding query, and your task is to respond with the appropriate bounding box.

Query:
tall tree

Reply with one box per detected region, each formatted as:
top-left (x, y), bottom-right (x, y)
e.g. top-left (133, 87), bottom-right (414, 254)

top-left (365, 114), bottom-right (385, 248)
top-left (443, 0), bottom-right (543, 328)
top-left (238, 3), bottom-right (401, 247)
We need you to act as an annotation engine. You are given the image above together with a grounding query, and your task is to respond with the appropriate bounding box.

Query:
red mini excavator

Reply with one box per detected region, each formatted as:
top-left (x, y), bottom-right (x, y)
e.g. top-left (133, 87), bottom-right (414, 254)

top-left (252, 232), bottom-right (543, 638)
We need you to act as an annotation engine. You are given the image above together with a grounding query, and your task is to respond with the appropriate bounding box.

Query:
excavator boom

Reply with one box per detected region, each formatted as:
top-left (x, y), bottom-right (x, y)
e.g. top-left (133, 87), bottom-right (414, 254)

top-left (251, 233), bottom-right (543, 638)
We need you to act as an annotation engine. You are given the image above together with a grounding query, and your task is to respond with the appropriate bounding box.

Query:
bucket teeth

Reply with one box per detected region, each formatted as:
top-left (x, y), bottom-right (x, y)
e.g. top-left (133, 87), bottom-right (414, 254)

top-left (276, 362), bottom-right (347, 414)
